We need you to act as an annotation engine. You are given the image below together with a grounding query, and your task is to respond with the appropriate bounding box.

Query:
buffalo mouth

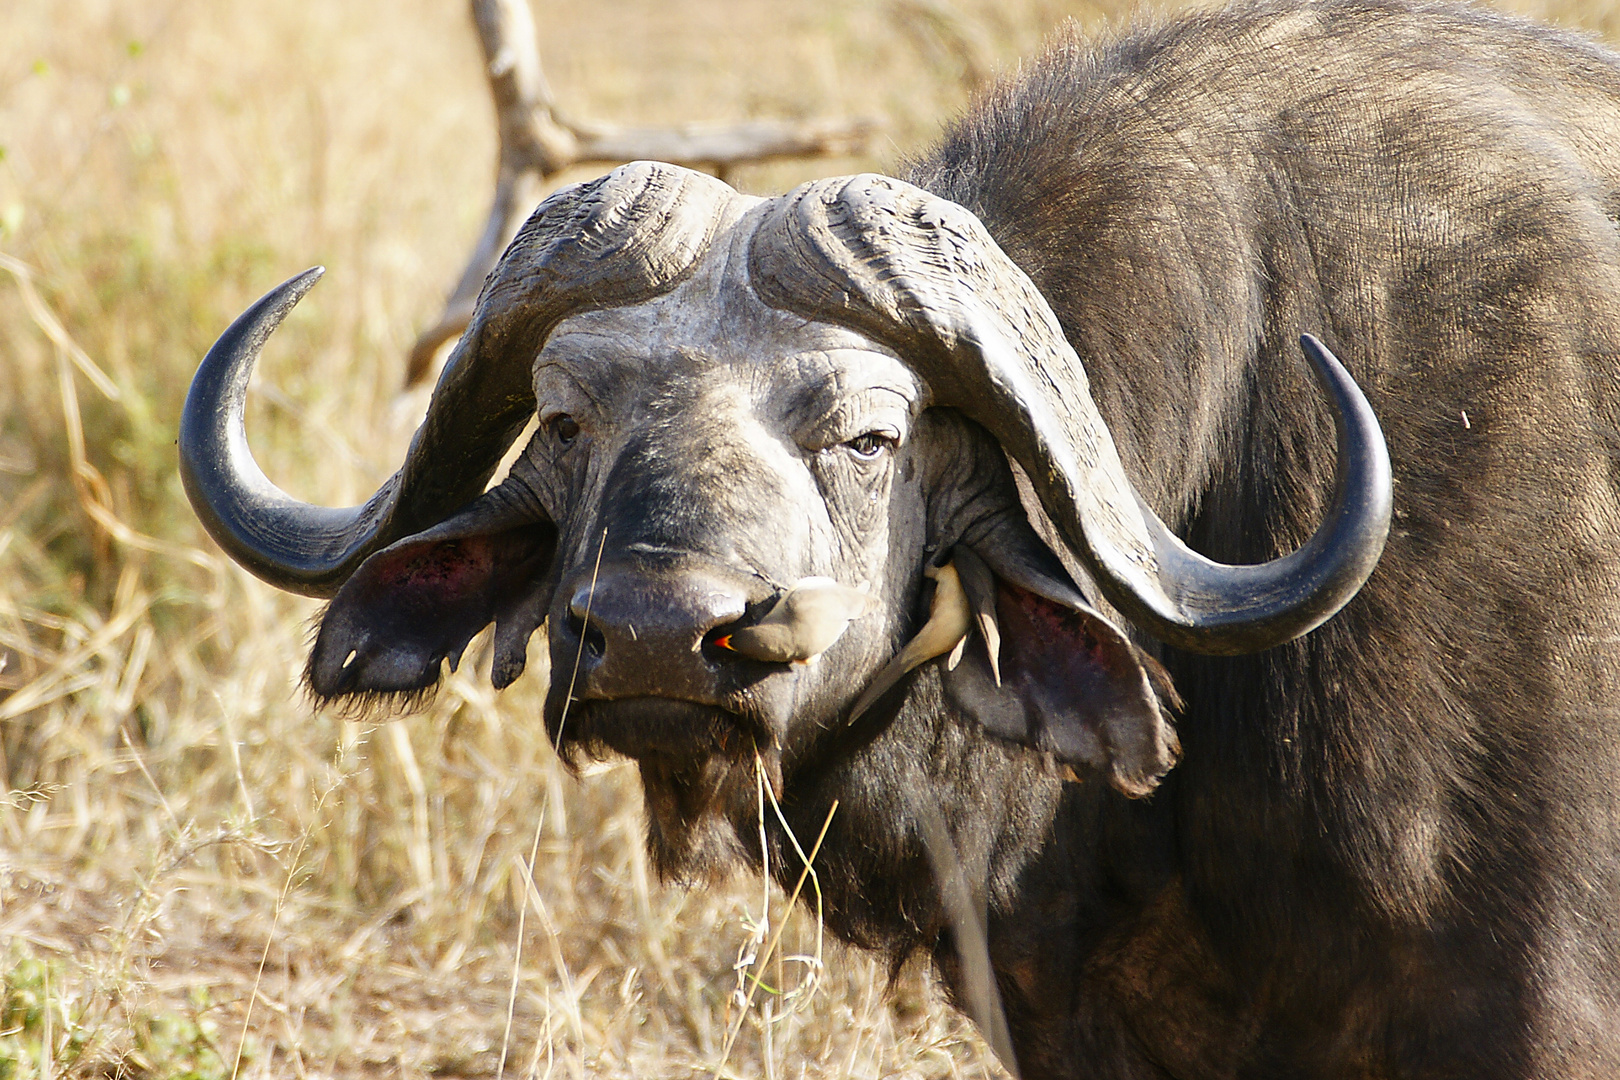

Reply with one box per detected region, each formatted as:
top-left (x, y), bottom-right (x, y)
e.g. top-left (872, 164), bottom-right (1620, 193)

top-left (551, 697), bottom-right (774, 880)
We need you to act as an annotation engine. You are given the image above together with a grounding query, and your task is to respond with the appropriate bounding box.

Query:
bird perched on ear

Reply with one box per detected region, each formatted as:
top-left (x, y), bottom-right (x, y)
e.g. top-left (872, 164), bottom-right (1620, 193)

top-left (716, 576), bottom-right (874, 664)
top-left (847, 560), bottom-right (976, 721)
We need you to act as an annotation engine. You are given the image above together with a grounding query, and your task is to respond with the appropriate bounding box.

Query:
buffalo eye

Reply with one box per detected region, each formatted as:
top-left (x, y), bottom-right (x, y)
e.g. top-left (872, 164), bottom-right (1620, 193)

top-left (843, 431), bottom-right (896, 459)
top-left (548, 414), bottom-right (581, 446)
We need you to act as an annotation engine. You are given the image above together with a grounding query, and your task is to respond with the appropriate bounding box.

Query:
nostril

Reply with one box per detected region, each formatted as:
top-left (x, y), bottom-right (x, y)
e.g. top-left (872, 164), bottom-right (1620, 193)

top-left (564, 569), bottom-right (755, 689)
top-left (566, 609), bottom-right (607, 659)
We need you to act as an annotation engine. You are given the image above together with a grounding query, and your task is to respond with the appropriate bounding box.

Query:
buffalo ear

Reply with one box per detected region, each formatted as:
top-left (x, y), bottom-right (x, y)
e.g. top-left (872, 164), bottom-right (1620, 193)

top-left (307, 521), bottom-right (556, 700)
top-left (942, 526), bottom-right (1181, 797)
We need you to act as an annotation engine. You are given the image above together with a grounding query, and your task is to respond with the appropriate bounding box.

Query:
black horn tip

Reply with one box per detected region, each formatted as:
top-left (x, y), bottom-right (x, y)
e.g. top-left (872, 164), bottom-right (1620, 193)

top-left (1100, 331), bottom-right (1392, 656)
top-left (1298, 333), bottom-right (1340, 374)
top-left (180, 267), bottom-right (375, 598)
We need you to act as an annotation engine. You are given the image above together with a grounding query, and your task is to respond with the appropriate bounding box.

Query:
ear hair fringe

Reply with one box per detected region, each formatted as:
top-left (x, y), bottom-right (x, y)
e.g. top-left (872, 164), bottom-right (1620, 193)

top-left (298, 677), bottom-right (442, 722)
top-left (1131, 644), bottom-right (1185, 714)
top-left (299, 605), bottom-right (445, 720)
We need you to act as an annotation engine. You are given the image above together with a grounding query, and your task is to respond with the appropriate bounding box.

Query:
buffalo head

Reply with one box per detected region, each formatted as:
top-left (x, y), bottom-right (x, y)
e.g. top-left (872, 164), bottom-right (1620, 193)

top-left (181, 161), bottom-right (1389, 876)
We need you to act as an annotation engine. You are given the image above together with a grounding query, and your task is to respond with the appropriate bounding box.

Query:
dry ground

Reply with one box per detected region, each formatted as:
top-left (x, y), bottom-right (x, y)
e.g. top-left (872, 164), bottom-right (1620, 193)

top-left (1, 0), bottom-right (1616, 1077)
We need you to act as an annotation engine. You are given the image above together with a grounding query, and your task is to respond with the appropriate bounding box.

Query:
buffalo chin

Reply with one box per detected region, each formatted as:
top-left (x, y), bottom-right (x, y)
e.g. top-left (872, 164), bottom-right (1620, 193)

top-left (553, 697), bottom-right (772, 882)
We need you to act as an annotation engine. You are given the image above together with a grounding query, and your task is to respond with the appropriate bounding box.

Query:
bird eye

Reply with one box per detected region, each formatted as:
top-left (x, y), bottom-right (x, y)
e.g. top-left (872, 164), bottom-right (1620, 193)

top-left (844, 431), bottom-right (896, 459)
top-left (550, 414), bottom-right (580, 445)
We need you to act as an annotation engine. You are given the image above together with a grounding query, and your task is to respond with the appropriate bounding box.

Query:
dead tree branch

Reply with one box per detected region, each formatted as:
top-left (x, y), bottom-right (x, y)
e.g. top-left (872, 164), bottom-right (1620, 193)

top-left (405, 0), bottom-right (877, 386)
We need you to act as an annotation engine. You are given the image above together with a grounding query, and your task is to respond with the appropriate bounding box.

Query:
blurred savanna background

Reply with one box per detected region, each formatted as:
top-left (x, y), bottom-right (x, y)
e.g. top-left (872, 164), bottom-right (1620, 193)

top-left (1, 0), bottom-right (1617, 1076)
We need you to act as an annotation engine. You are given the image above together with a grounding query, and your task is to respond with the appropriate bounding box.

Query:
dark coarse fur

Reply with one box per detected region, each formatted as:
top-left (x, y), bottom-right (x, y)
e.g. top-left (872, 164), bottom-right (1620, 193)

top-left (760, 2), bottom-right (1620, 1077)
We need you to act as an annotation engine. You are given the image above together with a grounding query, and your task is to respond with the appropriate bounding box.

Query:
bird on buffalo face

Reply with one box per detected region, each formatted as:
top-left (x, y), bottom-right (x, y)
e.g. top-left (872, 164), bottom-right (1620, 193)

top-left (179, 0), bottom-right (1620, 1075)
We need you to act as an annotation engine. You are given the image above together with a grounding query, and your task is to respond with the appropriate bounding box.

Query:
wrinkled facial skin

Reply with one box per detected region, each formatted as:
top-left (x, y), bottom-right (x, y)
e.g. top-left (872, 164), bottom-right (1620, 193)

top-left (307, 214), bottom-right (1173, 878)
top-left (520, 238), bottom-right (936, 876)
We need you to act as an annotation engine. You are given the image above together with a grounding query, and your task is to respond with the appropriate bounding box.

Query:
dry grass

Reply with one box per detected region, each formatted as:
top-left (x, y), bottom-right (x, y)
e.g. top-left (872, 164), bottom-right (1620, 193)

top-left (0, 0), bottom-right (1616, 1076)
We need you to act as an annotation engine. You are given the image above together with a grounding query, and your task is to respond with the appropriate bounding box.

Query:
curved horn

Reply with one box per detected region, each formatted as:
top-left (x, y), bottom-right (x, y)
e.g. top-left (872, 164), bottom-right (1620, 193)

top-left (748, 174), bottom-right (1391, 655)
top-left (180, 161), bottom-right (737, 596)
top-left (179, 266), bottom-right (401, 595)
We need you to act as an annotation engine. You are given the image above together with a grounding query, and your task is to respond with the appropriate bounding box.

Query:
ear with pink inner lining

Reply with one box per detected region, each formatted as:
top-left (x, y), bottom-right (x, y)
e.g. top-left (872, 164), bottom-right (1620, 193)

top-left (307, 520), bottom-right (556, 700)
top-left (941, 530), bottom-right (1181, 797)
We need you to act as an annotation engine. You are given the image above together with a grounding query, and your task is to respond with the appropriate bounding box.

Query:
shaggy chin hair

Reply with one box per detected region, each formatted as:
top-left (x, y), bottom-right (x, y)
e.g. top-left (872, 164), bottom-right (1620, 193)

top-left (557, 699), bottom-right (779, 883)
top-left (636, 751), bottom-right (760, 883)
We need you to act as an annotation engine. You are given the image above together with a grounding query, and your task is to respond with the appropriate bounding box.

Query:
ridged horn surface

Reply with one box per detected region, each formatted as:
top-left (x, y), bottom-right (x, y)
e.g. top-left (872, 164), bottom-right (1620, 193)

top-left (180, 162), bottom-right (739, 596)
top-left (748, 173), bottom-right (1391, 654)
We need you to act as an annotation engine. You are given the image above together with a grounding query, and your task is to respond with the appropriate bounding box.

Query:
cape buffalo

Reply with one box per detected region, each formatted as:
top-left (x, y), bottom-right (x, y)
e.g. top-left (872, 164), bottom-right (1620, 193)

top-left (180, 0), bottom-right (1620, 1075)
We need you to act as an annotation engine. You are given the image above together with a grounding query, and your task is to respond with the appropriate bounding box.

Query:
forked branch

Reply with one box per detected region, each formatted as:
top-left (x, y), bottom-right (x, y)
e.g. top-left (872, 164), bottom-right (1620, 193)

top-left (405, 0), bottom-right (878, 385)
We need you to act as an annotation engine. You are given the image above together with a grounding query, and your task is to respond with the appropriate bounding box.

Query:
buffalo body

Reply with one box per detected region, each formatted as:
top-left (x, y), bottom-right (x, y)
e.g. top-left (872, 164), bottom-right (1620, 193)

top-left (181, 1), bottom-right (1620, 1076)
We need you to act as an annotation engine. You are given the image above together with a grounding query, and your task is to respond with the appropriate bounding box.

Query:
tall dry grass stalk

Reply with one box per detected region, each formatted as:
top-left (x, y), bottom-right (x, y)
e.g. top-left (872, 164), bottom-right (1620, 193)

top-left (0, 0), bottom-right (1613, 1075)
